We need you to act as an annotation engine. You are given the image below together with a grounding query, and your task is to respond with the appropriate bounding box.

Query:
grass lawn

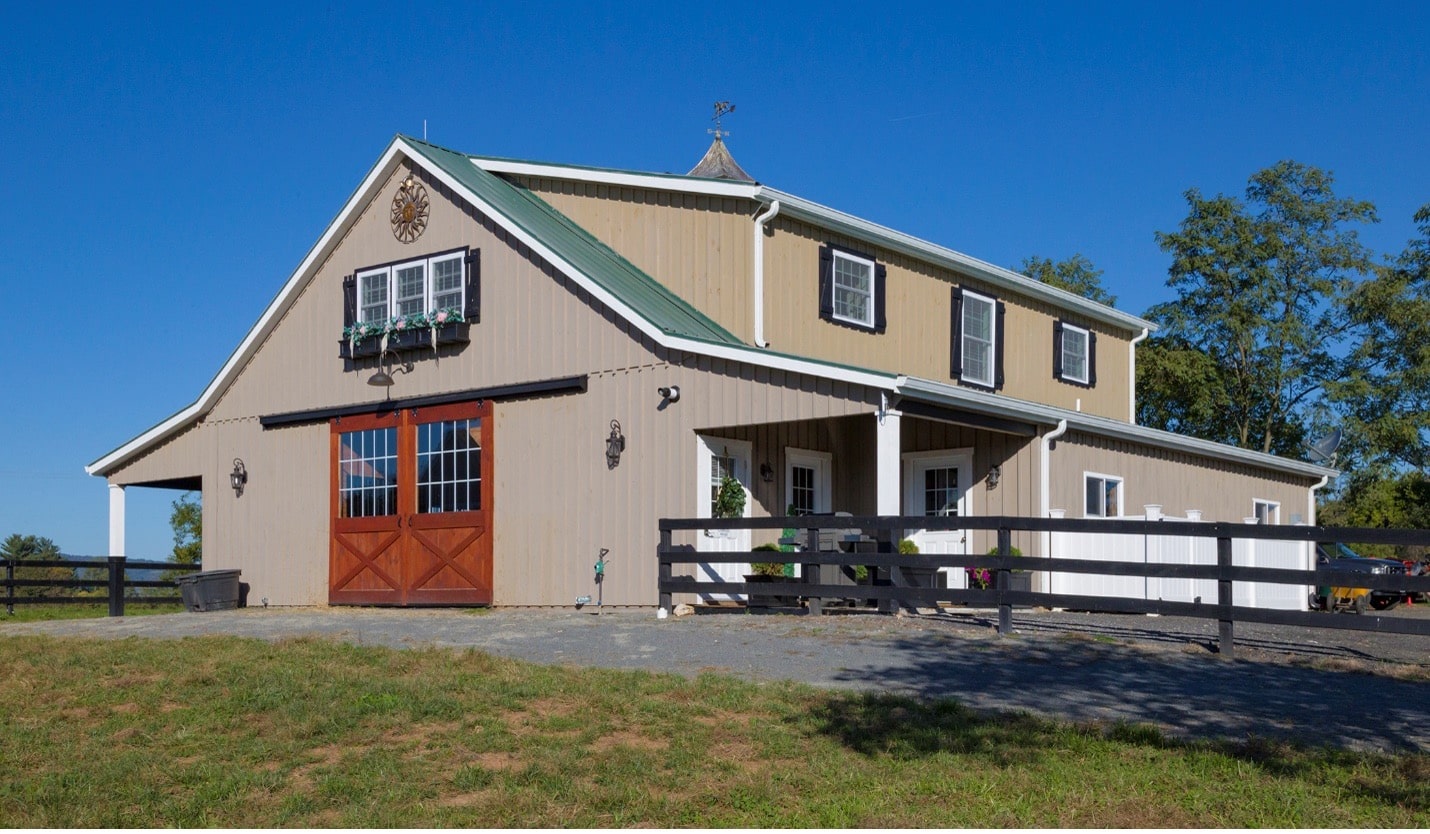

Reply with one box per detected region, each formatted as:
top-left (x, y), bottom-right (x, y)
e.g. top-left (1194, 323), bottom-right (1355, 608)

top-left (0, 602), bottom-right (185, 623)
top-left (0, 635), bottom-right (1424, 827)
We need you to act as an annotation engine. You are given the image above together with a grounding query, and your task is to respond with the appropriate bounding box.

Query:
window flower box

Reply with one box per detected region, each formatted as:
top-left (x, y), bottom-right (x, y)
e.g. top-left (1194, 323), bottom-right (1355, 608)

top-left (386, 327), bottom-right (432, 352)
top-left (338, 337), bottom-right (383, 360)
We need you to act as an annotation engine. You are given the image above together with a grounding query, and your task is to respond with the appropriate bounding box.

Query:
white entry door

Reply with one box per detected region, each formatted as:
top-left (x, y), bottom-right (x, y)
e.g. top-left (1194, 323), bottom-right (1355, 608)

top-left (696, 435), bottom-right (752, 601)
top-left (903, 450), bottom-right (972, 589)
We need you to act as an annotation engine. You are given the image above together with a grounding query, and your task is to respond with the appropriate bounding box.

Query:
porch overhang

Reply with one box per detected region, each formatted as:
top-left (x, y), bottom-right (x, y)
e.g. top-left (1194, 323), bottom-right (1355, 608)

top-left (893, 398), bottom-right (1037, 437)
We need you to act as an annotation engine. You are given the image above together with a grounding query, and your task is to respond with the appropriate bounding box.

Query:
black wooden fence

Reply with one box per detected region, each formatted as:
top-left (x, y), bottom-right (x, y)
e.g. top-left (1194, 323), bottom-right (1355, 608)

top-left (657, 515), bottom-right (1430, 657)
top-left (2, 556), bottom-right (203, 617)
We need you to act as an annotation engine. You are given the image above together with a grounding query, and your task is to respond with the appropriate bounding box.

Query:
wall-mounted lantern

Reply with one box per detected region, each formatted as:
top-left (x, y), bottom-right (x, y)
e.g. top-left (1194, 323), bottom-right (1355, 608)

top-left (759, 462), bottom-right (775, 483)
top-left (986, 464), bottom-right (1001, 490)
top-left (605, 420), bottom-right (625, 469)
top-left (231, 458), bottom-right (248, 497)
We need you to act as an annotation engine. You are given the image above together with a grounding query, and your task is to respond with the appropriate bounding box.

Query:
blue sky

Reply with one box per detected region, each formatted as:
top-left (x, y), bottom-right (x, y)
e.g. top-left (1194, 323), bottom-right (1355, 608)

top-left (2, 1), bottom-right (1427, 559)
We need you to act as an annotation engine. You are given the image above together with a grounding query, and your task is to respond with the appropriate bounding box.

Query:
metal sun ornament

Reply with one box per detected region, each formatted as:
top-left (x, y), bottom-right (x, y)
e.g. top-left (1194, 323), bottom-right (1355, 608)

top-left (390, 173), bottom-right (429, 243)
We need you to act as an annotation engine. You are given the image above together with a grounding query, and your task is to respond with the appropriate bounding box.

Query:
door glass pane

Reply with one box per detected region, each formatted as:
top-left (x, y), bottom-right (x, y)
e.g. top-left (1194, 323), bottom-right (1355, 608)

top-left (339, 427), bottom-right (397, 517)
top-left (709, 454), bottom-right (735, 515)
top-left (416, 418), bottom-right (482, 513)
top-left (790, 465), bottom-right (815, 515)
top-left (923, 466), bottom-right (960, 517)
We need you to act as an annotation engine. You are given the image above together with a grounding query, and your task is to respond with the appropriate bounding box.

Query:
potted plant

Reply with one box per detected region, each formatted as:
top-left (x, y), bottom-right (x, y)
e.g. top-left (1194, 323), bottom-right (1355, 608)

top-left (897, 538), bottom-right (939, 589)
top-left (745, 543), bottom-right (793, 609)
top-left (974, 545), bottom-right (1031, 593)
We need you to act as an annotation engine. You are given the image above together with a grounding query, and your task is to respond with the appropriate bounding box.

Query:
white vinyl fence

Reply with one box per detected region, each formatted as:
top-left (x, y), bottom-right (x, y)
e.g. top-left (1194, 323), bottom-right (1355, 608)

top-left (1047, 507), bottom-right (1314, 611)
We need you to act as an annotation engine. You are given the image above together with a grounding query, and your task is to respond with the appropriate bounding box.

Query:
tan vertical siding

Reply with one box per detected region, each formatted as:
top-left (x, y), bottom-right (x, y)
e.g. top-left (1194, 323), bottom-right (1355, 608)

top-left (107, 423), bottom-right (205, 486)
top-left (515, 177), bottom-right (758, 342)
top-left (762, 215), bottom-right (1133, 420)
top-left (494, 361), bottom-right (881, 606)
top-left (1050, 432), bottom-right (1316, 524)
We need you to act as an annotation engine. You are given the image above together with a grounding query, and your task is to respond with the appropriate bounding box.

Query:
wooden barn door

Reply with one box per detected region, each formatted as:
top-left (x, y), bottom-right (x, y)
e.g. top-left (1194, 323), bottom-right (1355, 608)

top-left (330, 401), bottom-right (492, 605)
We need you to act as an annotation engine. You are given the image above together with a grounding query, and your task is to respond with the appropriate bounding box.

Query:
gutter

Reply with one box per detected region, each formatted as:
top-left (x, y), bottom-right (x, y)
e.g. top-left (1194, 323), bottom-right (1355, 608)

top-left (752, 200), bottom-right (781, 348)
top-left (1129, 327), bottom-right (1149, 422)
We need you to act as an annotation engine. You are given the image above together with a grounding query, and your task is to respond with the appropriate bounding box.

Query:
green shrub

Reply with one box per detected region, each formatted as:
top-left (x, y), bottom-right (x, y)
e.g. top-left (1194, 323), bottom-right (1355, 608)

top-left (750, 543), bottom-right (787, 577)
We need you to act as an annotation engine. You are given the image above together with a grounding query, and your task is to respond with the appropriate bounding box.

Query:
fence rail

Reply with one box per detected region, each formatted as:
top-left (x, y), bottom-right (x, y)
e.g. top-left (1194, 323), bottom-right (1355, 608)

top-left (656, 515), bottom-right (1430, 657)
top-left (3, 557), bottom-right (203, 617)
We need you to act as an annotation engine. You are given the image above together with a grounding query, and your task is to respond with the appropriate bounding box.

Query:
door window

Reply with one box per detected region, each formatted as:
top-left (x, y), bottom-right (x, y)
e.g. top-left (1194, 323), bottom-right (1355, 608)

top-left (339, 427), bottom-right (398, 518)
top-left (922, 466), bottom-right (962, 517)
top-left (416, 418), bottom-right (482, 514)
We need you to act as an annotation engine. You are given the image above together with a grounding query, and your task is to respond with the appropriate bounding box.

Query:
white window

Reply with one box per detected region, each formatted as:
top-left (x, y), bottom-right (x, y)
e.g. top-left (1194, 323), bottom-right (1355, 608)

top-left (1059, 323), bottom-right (1090, 384)
top-left (961, 290), bottom-right (996, 387)
top-left (1253, 499), bottom-right (1279, 525)
top-left (832, 251), bottom-right (875, 328)
top-left (1084, 473), bottom-right (1123, 518)
top-left (356, 250), bottom-right (466, 323)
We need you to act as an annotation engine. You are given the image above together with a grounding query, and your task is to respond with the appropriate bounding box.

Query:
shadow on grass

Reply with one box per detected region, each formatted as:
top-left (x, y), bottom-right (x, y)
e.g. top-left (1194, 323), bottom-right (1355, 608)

top-left (801, 689), bottom-right (1429, 814)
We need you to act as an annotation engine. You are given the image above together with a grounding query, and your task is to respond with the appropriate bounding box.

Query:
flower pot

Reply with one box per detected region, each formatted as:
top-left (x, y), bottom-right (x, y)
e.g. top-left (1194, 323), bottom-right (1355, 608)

top-left (386, 328), bottom-right (432, 352)
top-left (744, 574), bottom-right (797, 609)
top-left (339, 337), bottom-right (383, 360)
top-left (434, 321), bottom-right (471, 346)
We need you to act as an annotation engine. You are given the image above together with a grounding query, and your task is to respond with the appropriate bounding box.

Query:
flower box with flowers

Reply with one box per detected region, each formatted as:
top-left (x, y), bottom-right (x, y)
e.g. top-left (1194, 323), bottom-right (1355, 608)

top-left (338, 319), bottom-right (386, 360)
top-left (340, 308), bottom-right (467, 359)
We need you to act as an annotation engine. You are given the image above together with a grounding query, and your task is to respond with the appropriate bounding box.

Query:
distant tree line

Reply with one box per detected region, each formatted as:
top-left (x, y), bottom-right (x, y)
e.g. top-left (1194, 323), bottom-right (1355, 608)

top-left (1021, 161), bottom-right (1428, 546)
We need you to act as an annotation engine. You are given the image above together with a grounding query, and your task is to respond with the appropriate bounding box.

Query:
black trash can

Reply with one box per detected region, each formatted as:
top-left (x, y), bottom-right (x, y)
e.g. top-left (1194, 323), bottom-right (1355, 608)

top-left (174, 569), bottom-right (242, 612)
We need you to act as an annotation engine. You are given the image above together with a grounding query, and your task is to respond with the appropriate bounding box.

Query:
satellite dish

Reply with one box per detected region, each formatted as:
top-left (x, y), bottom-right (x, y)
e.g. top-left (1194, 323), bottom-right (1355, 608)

top-left (1303, 427), bottom-right (1342, 464)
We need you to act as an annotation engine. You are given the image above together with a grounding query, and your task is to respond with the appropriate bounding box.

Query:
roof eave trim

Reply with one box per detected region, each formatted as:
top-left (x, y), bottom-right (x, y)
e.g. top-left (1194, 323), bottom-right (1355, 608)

top-left (896, 377), bottom-right (1337, 480)
top-left (761, 189), bottom-right (1156, 334)
top-left (472, 157), bottom-right (762, 199)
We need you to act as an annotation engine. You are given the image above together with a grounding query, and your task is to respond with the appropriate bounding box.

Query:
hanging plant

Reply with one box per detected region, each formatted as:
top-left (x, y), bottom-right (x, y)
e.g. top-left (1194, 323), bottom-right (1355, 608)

top-left (712, 474), bottom-right (746, 520)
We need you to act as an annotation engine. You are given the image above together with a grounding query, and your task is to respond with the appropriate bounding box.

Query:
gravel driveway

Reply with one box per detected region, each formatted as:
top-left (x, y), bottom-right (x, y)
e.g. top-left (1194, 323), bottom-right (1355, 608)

top-left (5, 605), bottom-right (1427, 753)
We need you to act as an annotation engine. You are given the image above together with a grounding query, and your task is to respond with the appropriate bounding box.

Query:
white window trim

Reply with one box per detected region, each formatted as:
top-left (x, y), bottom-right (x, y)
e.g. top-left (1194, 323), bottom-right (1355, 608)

top-left (961, 289), bottom-right (996, 388)
top-left (1083, 471), bottom-right (1124, 518)
top-left (784, 447), bottom-right (833, 516)
top-left (830, 249), bottom-right (876, 328)
top-left (1060, 323), bottom-right (1090, 384)
top-left (1253, 499), bottom-right (1280, 525)
top-left (356, 250), bottom-right (467, 323)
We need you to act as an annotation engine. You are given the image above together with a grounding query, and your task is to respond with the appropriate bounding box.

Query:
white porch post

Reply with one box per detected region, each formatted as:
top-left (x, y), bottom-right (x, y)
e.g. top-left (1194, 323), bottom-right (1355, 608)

top-left (875, 407), bottom-right (902, 516)
top-left (108, 484), bottom-right (126, 558)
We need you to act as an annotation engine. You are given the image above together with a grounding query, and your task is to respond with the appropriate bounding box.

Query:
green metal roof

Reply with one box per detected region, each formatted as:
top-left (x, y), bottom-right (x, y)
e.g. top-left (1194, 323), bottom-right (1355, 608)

top-left (400, 136), bottom-right (743, 348)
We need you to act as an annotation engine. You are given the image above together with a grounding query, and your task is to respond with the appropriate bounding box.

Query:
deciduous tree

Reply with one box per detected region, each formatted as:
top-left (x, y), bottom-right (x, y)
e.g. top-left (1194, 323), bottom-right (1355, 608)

top-left (1144, 161), bottom-right (1377, 454)
top-left (1019, 254), bottom-right (1117, 307)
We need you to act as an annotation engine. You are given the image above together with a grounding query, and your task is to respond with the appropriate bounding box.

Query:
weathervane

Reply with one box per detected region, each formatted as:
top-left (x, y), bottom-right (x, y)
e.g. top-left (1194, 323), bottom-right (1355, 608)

top-left (709, 101), bottom-right (736, 139)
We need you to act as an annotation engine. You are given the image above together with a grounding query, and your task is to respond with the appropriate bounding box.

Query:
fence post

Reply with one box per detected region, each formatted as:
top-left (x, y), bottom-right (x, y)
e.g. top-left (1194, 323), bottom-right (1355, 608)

top-left (107, 555), bottom-right (126, 617)
top-left (1216, 533), bottom-right (1234, 657)
top-left (996, 526), bottom-right (1012, 634)
top-left (658, 527), bottom-right (673, 612)
top-left (4, 557), bottom-right (13, 615)
top-left (804, 525), bottom-right (822, 616)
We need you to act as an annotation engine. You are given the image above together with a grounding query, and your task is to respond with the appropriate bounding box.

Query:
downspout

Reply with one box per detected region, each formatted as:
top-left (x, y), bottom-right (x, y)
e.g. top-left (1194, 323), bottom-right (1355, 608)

top-left (1040, 419), bottom-right (1069, 591)
top-left (1307, 474), bottom-right (1329, 527)
top-left (752, 200), bottom-right (781, 348)
top-left (1128, 327), bottom-right (1150, 422)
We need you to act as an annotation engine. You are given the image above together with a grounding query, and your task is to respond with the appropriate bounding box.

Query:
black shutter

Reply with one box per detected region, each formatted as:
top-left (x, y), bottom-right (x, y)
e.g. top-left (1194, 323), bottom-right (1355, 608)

top-left (464, 248), bottom-right (481, 323)
top-left (341, 274), bottom-right (357, 357)
top-left (1052, 320), bottom-right (1064, 380)
top-left (873, 262), bottom-right (887, 333)
top-left (818, 245), bottom-right (834, 322)
top-left (994, 300), bottom-right (1006, 391)
top-left (949, 287), bottom-right (964, 379)
top-left (1088, 330), bottom-right (1098, 386)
